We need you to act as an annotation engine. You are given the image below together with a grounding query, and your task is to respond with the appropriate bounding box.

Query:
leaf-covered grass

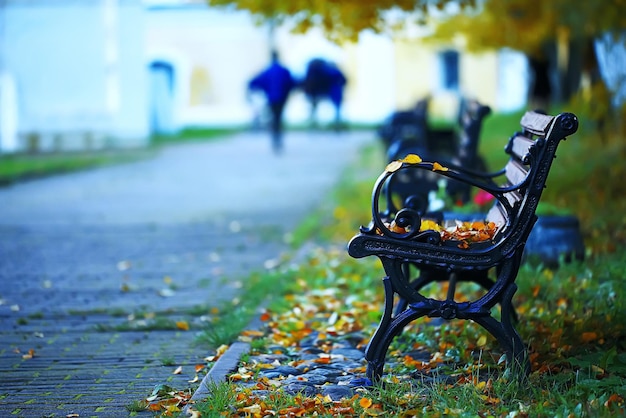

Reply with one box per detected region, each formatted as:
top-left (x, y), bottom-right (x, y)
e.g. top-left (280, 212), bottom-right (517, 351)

top-left (188, 110), bottom-right (626, 417)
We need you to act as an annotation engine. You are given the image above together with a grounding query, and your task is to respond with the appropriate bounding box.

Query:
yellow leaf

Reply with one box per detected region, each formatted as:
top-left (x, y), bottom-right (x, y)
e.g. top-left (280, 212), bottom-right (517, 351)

top-left (477, 335), bottom-right (487, 347)
top-left (419, 219), bottom-right (442, 232)
top-left (402, 154), bottom-right (422, 164)
top-left (216, 344), bottom-right (229, 356)
top-left (432, 162), bottom-right (449, 171)
top-left (176, 321), bottom-right (189, 331)
top-left (385, 160), bottom-right (403, 173)
top-left (165, 404), bottom-right (180, 413)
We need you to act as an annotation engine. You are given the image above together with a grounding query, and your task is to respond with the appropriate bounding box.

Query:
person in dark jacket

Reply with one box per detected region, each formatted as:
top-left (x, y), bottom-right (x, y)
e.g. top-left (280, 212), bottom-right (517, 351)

top-left (302, 59), bottom-right (347, 130)
top-left (248, 51), bottom-right (296, 153)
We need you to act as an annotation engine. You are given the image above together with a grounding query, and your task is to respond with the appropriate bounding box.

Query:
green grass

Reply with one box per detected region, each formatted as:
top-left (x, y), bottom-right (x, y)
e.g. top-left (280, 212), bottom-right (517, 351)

top-left (0, 127), bottom-right (240, 185)
top-left (0, 149), bottom-right (154, 186)
top-left (150, 126), bottom-right (242, 145)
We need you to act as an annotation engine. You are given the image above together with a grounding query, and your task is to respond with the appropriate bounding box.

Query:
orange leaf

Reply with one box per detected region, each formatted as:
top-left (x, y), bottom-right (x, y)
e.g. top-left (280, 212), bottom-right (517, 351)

top-left (241, 329), bottom-right (265, 337)
top-left (195, 364), bottom-right (205, 373)
top-left (532, 285), bottom-right (541, 297)
top-left (148, 403), bottom-right (162, 412)
top-left (260, 312), bottom-right (271, 321)
top-left (22, 349), bottom-right (35, 360)
top-left (605, 393), bottom-right (624, 408)
top-left (581, 332), bottom-right (598, 343)
top-left (176, 321), bottom-right (190, 331)
top-left (359, 397), bottom-right (373, 408)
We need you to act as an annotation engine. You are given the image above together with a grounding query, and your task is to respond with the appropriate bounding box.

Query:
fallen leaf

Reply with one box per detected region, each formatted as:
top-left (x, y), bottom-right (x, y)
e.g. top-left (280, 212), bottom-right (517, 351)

top-left (22, 349), bottom-right (35, 360)
top-left (385, 160), bottom-right (403, 173)
top-left (605, 393), bottom-right (624, 408)
top-left (147, 403), bottom-right (161, 412)
top-left (432, 162), bottom-right (449, 171)
top-left (173, 366), bottom-right (182, 375)
top-left (186, 408), bottom-right (202, 418)
top-left (477, 335), bottom-right (487, 347)
top-left (402, 154), bottom-right (422, 164)
top-left (360, 397), bottom-right (373, 408)
top-left (176, 321), bottom-right (190, 331)
top-left (581, 332), bottom-right (597, 343)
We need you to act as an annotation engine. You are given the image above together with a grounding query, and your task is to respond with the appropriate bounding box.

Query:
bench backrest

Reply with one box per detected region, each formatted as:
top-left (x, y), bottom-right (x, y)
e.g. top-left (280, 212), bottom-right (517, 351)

top-left (456, 99), bottom-right (492, 168)
top-left (486, 111), bottom-right (579, 248)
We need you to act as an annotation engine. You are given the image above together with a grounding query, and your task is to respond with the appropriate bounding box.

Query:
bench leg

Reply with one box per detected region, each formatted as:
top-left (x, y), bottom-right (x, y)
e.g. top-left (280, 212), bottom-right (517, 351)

top-left (365, 275), bottom-right (432, 382)
top-left (366, 273), bottom-right (529, 382)
top-left (472, 283), bottom-right (530, 378)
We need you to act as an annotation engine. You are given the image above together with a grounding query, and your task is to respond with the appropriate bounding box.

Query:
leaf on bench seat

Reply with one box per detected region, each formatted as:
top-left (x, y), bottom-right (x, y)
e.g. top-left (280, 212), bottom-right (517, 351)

top-left (420, 219), bottom-right (443, 232)
top-left (432, 162), bottom-right (449, 172)
top-left (378, 217), bottom-right (498, 249)
top-left (441, 221), bottom-right (498, 248)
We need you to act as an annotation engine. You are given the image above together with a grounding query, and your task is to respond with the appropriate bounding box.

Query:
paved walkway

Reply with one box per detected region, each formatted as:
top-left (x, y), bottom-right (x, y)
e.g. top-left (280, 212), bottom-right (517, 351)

top-left (0, 130), bottom-right (374, 417)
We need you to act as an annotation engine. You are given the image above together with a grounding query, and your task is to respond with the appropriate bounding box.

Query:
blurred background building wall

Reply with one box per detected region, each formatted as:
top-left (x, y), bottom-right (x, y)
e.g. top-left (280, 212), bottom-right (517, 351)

top-left (0, 0), bottom-right (529, 154)
top-left (0, 0), bottom-right (149, 153)
top-left (145, 2), bottom-right (528, 131)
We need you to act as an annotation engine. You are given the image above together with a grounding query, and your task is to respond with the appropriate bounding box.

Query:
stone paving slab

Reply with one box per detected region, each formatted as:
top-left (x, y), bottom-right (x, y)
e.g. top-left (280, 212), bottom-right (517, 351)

top-left (0, 130), bottom-right (375, 417)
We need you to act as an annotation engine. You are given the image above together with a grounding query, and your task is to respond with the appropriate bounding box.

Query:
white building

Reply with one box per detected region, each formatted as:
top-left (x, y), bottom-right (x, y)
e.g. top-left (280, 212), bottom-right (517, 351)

top-left (0, 0), bottom-right (530, 154)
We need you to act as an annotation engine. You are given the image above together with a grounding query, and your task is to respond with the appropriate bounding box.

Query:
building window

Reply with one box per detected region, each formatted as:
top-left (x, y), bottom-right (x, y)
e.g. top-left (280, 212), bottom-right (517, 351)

top-left (440, 50), bottom-right (459, 91)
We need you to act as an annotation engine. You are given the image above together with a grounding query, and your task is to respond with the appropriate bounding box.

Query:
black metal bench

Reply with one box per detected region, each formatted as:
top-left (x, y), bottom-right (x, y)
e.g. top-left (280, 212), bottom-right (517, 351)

top-left (348, 110), bottom-right (579, 381)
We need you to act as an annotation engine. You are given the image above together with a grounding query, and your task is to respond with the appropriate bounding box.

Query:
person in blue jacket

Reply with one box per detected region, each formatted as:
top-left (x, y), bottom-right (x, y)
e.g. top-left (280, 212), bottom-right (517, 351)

top-left (248, 51), bottom-right (296, 153)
